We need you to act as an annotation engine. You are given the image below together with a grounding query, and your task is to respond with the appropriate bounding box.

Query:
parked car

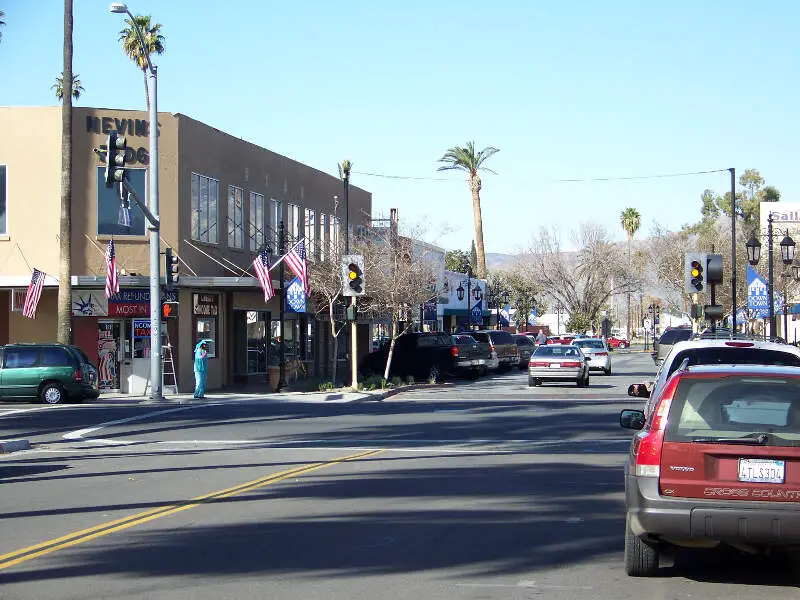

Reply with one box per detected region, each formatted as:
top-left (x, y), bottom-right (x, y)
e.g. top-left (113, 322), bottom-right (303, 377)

top-left (547, 335), bottom-right (576, 345)
top-left (620, 363), bottom-right (800, 577)
top-left (629, 337), bottom-right (800, 415)
top-left (606, 335), bottom-right (629, 350)
top-left (652, 326), bottom-right (692, 365)
top-left (450, 334), bottom-right (490, 378)
top-left (468, 330), bottom-right (519, 373)
top-left (528, 344), bottom-right (590, 387)
top-left (359, 332), bottom-right (481, 381)
top-left (513, 334), bottom-right (536, 369)
top-left (0, 343), bottom-right (99, 404)
top-left (571, 337), bottom-right (612, 375)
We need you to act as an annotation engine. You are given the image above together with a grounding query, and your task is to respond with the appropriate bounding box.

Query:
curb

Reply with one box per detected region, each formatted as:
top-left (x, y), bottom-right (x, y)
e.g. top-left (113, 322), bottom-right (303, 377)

top-left (0, 439), bottom-right (31, 454)
top-left (360, 382), bottom-right (454, 401)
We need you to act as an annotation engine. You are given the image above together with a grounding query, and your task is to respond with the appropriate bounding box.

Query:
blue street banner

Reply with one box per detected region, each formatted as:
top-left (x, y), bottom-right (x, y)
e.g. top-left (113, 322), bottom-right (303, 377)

top-left (499, 305), bottom-right (510, 327)
top-left (747, 265), bottom-right (783, 317)
top-left (528, 307), bottom-right (537, 326)
top-left (471, 299), bottom-right (483, 320)
top-left (286, 277), bottom-right (306, 313)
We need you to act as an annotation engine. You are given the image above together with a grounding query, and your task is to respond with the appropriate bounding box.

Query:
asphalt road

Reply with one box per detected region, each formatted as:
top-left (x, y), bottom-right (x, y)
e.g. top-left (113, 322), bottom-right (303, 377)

top-left (2, 351), bottom-right (799, 599)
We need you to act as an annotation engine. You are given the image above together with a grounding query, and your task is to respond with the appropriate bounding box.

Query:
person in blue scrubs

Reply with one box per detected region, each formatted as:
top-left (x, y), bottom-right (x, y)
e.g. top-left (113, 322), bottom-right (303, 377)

top-left (194, 340), bottom-right (209, 399)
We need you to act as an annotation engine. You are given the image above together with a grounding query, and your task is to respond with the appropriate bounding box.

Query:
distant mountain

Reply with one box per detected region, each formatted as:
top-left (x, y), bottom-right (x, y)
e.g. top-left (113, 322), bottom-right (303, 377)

top-left (486, 253), bottom-right (518, 271)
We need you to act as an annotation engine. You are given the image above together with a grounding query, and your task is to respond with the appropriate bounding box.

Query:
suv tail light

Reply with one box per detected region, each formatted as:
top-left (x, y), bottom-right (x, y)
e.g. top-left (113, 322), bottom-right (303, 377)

top-left (73, 369), bottom-right (83, 382)
top-left (530, 361), bottom-right (549, 367)
top-left (631, 376), bottom-right (679, 477)
top-left (489, 343), bottom-right (495, 354)
top-left (451, 346), bottom-right (459, 358)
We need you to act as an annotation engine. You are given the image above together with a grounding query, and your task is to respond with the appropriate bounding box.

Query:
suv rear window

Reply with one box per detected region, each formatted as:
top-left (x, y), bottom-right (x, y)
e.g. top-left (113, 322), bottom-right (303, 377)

top-left (659, 328), bottom-right (693, 345)
top-left (469, 332), bottom-right (490, 344)
top-left (488, 331), bottom-right (513, 344)
top-left (665, 376), bottom-right (800, 444)
top-left (666, 347), bottom-right (800, 380)
top-left (416, 334), bottom-right (450, 347)
top-left (515, 336), bottom-right (534, 346)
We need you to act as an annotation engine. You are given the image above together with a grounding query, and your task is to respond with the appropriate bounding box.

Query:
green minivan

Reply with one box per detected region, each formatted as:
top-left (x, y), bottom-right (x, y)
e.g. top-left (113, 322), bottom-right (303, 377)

top-left (0, 343), bottom-right (99, 404)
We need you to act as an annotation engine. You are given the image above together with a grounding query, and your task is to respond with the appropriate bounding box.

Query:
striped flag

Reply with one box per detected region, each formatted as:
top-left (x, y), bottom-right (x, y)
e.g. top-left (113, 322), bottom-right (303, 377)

top-left (22, 268), bottom-right (45, 319)
top-left (284, 239), bottom-right (309, 297)
top-left (253, 249), bottom-right (275, 301)
top-left (105, 239), bottom-right (119, 299)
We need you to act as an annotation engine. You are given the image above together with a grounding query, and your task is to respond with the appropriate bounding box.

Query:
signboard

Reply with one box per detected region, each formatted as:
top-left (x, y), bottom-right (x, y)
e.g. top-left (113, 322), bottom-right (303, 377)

top-left (747, 265), bottom-right (783, 317)
top-left (286, 277), bottom-right (306, 313)
top-left (192, 293), bottom-right (219, 316)
top-left (132, 319), bottom-right (151, 339)
top-left (423, 299), bottom-right (437, 321)
top-left (72, 290), bottom-right (109, 316)
top-left (471, 299), bottom-right (483, 320)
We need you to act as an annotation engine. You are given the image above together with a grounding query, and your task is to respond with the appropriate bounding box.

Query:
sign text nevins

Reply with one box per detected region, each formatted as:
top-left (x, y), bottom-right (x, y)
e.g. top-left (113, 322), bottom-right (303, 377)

top-left (87, 116), bottom-right (155, 138)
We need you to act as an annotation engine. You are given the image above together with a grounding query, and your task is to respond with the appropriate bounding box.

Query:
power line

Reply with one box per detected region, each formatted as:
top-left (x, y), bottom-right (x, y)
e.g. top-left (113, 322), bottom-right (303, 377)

top-left (352, 167), bottom-right (731, 184)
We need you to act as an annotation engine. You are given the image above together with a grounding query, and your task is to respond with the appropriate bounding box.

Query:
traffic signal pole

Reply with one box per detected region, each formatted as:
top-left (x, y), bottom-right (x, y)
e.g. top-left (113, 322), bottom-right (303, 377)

top-left (350, 296), bottom-right (358, 391)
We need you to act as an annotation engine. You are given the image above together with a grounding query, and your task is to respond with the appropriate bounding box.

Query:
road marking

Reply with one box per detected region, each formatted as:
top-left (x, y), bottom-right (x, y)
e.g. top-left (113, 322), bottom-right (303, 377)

top-left (0, 406), bottom-right (67, 419)
top-left (62, 404), bottom-right (218, 442)
top-left (0, 448), bottom-right (384, 571)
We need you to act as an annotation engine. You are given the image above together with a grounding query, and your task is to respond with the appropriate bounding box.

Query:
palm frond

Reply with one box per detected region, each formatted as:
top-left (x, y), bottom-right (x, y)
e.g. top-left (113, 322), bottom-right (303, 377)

top-left (436, 142), bottom-right (499, 175)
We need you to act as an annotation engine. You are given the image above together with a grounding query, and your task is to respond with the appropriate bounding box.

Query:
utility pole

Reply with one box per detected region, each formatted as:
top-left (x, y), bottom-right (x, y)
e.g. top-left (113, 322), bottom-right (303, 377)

top-left (350, 296), bottom-right (358, 391)
top-left (277, 220), bottom-right (287, 391)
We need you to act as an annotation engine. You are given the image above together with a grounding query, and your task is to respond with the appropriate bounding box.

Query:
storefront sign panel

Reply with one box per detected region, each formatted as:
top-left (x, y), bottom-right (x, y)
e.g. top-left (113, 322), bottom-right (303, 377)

top-left (193, 293), bottom-right (219, 316)
top-left (72, 291), bottom-right (108, 316)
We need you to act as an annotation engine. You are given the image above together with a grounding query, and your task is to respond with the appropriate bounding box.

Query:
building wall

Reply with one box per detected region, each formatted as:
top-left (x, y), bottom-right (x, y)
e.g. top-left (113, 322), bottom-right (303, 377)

top-left (9, 289), bottom-right (58, 342)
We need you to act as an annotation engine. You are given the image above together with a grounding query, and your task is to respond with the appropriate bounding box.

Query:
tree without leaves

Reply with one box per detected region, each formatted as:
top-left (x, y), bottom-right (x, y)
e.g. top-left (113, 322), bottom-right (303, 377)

top-left (52, 72), bottom-right (84, 100)
top-left (118, 14), bottom-right (165, 111)
top-left (437, 141), bottom-right (499, 280)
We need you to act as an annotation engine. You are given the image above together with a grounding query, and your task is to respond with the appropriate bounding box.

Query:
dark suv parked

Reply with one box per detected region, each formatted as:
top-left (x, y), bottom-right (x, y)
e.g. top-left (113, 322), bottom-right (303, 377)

top-left (0, 343), bottom-right (99, 404)
top-left (469, 330), bottom-right (519, 372)
top-left (653, 326), bottom-right (692, 365)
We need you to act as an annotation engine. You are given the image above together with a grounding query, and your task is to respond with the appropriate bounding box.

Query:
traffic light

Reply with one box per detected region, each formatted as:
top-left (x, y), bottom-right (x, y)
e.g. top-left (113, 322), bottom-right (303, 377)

top-left (162, 301), bottom-right (179, 319)
top-left (706, 253), bottom-right (723, 284)
top-left (164, 247), bottom-right (179, 288)
top-left (104, 131), bottom-right (128, 188)
top-left (685, 252), bottom-right (707, 293)
top-left (341, 254), bottom-right (365, 297)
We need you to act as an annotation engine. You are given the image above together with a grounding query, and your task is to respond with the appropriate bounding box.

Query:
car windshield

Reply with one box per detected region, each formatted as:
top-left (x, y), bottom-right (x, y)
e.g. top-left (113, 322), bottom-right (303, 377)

top-left (533, 346), bottom-right (582, 358)
top-left (664, 375), bottom-right (800, 446)
top-left (574, 340), bottom-right (604, 349)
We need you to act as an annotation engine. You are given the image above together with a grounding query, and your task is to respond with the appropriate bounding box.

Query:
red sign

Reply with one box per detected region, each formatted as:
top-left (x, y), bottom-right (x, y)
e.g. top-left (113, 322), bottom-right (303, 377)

top-left (108, 303), bottom-right (150, 317)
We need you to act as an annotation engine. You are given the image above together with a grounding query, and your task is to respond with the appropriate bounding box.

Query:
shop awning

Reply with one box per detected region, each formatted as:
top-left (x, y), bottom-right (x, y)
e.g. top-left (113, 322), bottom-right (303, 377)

top-left (70, 275), bottom-right (272, 288)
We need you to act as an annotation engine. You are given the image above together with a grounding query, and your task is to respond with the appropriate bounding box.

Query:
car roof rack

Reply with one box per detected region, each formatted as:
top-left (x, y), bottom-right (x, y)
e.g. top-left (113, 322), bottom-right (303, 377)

top-left (690, 330), bottom-right (786, 344)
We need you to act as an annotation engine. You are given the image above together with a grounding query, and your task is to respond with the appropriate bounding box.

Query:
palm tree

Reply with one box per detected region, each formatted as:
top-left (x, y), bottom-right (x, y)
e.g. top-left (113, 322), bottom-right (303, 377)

top-left (57, 0), bottom-right (74, 344)
top-left (0, 10), bottom-right (6, 42)
top-left (118, 14), bottom-right (165, 110)
top-left (620, 207), bottom-right (641, 341)
top-left (437, 142), bottom-right (499, 279)
top-left (52, 73), bottom-right (84, 100)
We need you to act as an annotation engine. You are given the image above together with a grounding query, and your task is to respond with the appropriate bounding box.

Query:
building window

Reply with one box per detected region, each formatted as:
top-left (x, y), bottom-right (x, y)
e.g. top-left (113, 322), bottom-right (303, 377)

top-left (304, 208), bottom-right (316, 261)
top-left (191, 172), bottom-right (219, 244)
top-left (288, 203), bottom-right (301, 244)
top-left (249, 191), bottom-right (264, 251)
top-left (97, 167), bottom-right (146, 236)
top-left (0, 165), bottom-right (6, 235)
top-left (330, 215), bottom-right (341, 255)
top-left (228, 185), bottom-right (244, 249)
top-left (195, 318), bottom-right (217, 358)
top-left (268, 198), bottom-right (282, 252)
top-left (319, 213), bottom-right (327, 262)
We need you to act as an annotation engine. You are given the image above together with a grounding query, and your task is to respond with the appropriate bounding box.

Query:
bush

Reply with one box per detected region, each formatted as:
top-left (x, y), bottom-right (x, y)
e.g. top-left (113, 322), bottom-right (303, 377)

top-left (390, 376), bottom-right (403, 388)
top-left (317, 381), bottom-right (335, 392)
top-left (359, 374), bottom-right (387, 391)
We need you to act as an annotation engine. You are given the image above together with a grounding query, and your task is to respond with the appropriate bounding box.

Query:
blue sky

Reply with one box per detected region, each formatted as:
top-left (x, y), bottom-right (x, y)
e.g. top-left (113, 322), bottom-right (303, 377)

top-left (2, 1), bottom-right (798, 253)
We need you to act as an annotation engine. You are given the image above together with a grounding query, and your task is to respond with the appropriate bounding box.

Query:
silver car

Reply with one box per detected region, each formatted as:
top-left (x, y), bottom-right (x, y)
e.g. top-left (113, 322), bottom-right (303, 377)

top-left (571, 338), bottom-right (612, 375)
top-left (528, 344), bottom-right (590, 388)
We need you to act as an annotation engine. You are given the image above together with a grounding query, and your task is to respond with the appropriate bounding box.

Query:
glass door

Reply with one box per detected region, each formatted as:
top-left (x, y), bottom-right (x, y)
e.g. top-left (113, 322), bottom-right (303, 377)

top-left (97, 320), bottom-right (122, 391)
top-left (247, 311), bottom-right (268, 375)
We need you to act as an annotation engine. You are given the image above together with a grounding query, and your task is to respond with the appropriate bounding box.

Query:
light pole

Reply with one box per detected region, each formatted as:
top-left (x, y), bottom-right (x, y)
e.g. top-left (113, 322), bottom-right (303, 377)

top-left (110, 2), bottom-right (162, 401)
top-left (555, 302), bottom-right (563, 335)
top-left (487, 282), bottom-right (508, 330)
top-left (745, 214), bottom-right (795, 339)
top-left (457, 260), bottom-right (481, 330)
top-left (648, 304), bottom-right (660, 349)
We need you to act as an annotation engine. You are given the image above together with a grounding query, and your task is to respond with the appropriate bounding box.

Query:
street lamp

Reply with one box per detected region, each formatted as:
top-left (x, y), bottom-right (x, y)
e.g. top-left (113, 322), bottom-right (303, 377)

top-left (110, 2), bottom-right (163, 402)
top-left (745, 213), bottom-right (795, 339)
top-left (648, 303), bottom-right (660, 349)
top-left (460, 259), bottom-right (481, 330)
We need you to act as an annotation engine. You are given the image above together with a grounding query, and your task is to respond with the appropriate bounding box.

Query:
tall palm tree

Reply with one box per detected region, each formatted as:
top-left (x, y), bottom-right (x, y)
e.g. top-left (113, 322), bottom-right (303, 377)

top-left (52, 72), bottom-right (84, 100)
top-left (57, 0), bottom-right (74, 344)
top-left (437, 142), bottom-right (499, 279)
top-left (620, 207), bottom-right (641, 341)
top-left (118, 14), bottom-right (165, 110)
top-left (0, 10), bottom-right (6, 42)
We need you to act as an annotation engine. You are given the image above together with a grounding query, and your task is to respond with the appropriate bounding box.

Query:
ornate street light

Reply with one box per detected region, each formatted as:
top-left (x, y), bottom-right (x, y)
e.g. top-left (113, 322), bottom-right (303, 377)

top-left (746, 233), bottom-right (761, 266)
top-left (456, 284), bottom-right (465, 301)
top-left (781, 232), bottom-right (796, 265)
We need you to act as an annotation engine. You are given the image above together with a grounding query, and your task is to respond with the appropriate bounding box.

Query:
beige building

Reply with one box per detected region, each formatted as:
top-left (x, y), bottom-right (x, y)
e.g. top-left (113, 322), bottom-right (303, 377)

top-left (0, 106), bottom-right (372, 394)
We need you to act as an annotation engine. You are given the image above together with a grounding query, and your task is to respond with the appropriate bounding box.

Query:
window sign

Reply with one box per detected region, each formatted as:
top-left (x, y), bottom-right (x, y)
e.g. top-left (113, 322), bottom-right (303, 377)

top-left (97, 167), bottom-right (146, 236)
top-left (193, 293), bottom-right (218, 358)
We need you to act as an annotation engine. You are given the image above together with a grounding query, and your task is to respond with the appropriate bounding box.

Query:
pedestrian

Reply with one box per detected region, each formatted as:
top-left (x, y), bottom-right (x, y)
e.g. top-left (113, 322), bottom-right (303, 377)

top-left (194, 340), bottom-right (209, 399)
top-left (536, 330), bottom-right (548, 346)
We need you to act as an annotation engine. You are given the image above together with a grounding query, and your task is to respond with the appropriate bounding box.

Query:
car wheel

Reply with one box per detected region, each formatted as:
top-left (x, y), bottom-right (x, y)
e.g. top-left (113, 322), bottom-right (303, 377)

top-left (585, 374), bottom-right (590, 387)
top-left (604, 367), bottom-right (612, 376)
top-left (528, 376), bottom-right (535, 387)
top-left (624, 515), bottom-right (659, 577)
top-left (576, 375), bottom-right (585, 388)
top-left (40, 383), bottom-right (65, 405)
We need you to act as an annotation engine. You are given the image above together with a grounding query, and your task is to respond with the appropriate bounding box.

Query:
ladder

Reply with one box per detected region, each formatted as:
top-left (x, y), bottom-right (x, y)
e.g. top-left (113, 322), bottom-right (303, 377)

top-left (144, 326), bottom-right (179, 395)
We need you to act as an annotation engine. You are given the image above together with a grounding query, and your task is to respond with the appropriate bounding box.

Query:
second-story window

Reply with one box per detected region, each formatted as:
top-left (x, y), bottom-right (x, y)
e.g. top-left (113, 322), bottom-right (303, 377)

top-left (249, 191), bottom-right (264, 251)
top-left (288, 203), bottom-right (300, 244)
top-left (0, 165), bottom-right (6, 235)
top-left (304, 208), bottom-right (316, 261)
top-left (330, 215), bottom-right (340, 255)
top-left (269, 198), bottom-right (282, 252)
top-left (228, 185), bottom-right (244, 249)
top-left (191, 172), bottom-right (219, 244)
top-left (319, 213), bottom-right (327, 262)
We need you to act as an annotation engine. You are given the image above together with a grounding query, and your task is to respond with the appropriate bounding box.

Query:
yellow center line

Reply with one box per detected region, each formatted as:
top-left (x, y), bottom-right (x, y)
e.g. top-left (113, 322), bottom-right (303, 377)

top-left (0, 448), bottom-right (384, 571)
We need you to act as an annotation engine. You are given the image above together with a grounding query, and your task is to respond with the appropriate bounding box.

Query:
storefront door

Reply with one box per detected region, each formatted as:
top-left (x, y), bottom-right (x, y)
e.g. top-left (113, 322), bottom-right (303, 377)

top-left (98, 320), bottom-right (123, 392)
top-left (233, 310), bottom-right (269, 382)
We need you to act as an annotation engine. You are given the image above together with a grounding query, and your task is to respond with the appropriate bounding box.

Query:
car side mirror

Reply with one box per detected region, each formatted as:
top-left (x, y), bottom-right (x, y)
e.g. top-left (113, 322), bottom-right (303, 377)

top-left (627, 383), bottom-right (651, 398)
top-left (620, 409), bottom-right (646, 430)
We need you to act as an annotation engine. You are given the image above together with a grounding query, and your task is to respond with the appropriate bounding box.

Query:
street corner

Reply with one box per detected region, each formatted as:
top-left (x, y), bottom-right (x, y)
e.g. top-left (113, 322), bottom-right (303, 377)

top-left (0, 439), bottom-right (32, 454)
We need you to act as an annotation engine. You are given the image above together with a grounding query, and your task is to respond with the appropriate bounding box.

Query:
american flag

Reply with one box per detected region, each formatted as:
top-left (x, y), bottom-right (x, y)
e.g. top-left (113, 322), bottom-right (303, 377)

top-left (22, 268), bottom-right (45, 319)
top-left (253, 249), bottom-right (275, 301)
top-left (105, 239), bottom-right (119, 299)
top-left (284, 239), bottom-right (309, 297)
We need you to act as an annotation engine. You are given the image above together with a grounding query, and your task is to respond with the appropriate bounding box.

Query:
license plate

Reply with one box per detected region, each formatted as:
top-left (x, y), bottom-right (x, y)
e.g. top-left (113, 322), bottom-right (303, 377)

top-left (550, 364), bottom-right (561, 369)
top-left (738, 458), bottom-right (785, 484)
